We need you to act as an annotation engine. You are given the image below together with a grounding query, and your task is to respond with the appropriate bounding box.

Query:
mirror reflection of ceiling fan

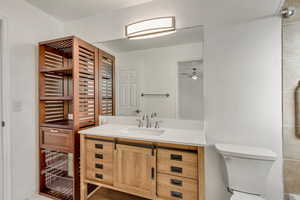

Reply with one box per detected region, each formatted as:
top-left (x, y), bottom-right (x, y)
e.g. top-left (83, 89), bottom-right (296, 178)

top-left (179, 68), bottom-right (202, 80)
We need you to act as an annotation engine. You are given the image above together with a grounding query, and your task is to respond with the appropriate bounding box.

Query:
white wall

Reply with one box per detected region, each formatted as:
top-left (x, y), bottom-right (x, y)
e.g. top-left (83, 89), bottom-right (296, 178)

top-left (204, 17), bottom-right (282, 200)
top-left (0, 1), bottom-right (64, 199)
top-left (114, 43), bottom-right (203, 118)
top-left (65, 6), bottom-right (283, 198)
top-left (0, 20), bottom-right (4, 200)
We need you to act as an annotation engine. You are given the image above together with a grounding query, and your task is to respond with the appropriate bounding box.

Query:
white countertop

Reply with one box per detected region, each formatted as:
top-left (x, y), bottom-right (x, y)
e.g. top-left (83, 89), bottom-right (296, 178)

top-left (79, 124), bottom-right (206, 146)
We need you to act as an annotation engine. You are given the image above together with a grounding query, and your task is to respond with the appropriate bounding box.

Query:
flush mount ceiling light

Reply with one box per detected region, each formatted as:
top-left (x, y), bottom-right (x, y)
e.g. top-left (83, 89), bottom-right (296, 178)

top-left (179, 67), bottom-right (201, 80)
top-left (125, 16), bottom-right (176, 40)
top-left (191, 68), bottom-right (199, 80)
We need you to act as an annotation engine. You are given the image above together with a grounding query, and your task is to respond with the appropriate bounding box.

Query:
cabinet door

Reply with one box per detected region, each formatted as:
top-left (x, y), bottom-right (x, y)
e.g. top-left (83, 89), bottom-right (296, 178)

top-left (114, 144), bottom-right (156, 199)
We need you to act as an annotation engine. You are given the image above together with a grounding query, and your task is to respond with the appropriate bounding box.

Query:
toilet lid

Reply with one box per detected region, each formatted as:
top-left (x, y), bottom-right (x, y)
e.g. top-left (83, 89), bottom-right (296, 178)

top-left (231, 191), bottom-right (265, 200)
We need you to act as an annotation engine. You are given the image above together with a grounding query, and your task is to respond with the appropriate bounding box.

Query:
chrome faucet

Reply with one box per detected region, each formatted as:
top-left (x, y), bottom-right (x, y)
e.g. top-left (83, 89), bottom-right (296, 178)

top-left (137, 113), bottom-right (161, 128)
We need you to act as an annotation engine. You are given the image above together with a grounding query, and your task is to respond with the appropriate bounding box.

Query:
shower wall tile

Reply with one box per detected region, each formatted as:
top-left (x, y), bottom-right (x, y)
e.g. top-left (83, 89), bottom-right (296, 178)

top-left (283, 23), bottom-right (300, 148)
top-left (283, 19), bottom-right (300, 195)
top-left (283, 91), bottom-right (295, 127)
top-left (283, 126), bottom-right (300, 160)
top-left (282, 59), bottom-right (300, 91)
top-left (283, 23), bottom-right (300, 52)
top-left (284, 159), bottom-right (300, 194)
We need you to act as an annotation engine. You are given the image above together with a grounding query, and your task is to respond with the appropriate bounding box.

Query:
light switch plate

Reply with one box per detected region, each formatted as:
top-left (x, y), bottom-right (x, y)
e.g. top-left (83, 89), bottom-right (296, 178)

top-left (12, 100), bottom-right (22, 112)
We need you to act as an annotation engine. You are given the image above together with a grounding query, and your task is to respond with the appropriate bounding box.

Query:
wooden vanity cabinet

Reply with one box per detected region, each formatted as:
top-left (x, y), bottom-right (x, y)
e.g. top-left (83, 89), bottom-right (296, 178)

top-left (80, 135), bottom-right (205, 200)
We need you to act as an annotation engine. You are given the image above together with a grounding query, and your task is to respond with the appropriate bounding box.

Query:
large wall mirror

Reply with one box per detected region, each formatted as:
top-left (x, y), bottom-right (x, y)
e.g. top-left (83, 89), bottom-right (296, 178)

top-left (96, 26), bottom-right (204, 120)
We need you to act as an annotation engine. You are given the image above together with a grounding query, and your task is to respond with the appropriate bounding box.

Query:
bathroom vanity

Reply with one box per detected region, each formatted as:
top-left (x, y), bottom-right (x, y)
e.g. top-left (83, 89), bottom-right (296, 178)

top-left (79, 124), bottom-right (206, 200)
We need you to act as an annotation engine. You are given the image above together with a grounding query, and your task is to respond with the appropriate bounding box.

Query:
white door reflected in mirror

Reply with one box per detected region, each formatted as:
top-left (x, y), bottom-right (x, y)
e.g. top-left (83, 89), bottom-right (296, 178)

top-left (118, 68), bottom-right (139, 116)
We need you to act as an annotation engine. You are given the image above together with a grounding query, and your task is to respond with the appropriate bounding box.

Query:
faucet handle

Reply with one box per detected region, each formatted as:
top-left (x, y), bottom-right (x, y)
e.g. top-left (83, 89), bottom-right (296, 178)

top-left (155, 120), bottom-right (162, 129)
top-left (151, 112), bottom-right (157, 118)
top-left (136, 119), bottom-right (143, 128)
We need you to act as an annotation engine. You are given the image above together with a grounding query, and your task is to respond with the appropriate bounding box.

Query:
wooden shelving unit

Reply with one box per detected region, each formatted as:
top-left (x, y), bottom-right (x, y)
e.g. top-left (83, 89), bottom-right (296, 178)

top-left (99, 50), bottom-right (115, 116)
top-left (38, 36), bottom-right (99, 200)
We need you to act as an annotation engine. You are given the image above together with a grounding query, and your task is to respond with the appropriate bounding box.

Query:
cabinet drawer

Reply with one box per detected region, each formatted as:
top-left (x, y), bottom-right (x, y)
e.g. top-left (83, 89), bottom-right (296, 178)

top-left (157, 148), bottom-right (198, 179)
top-left (86, 154), bottom-right (113, 171)
top-left (86, 163), bottom-right (113, 185)
top-left (86, 150), bottom-right (113, 164)
top-left (157, 173), bottom-right (198, 200)
top-left (85, 139), bottom-right (113, 163)
top-left (86, 138), bottom-right (113, 154)
top-left (40, 127), bottom-right (73, 152)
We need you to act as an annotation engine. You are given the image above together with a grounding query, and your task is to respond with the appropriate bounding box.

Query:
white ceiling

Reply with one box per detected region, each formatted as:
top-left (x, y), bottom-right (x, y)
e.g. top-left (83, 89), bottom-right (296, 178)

top-left (25, 0), bottom-right (153, 21)
top-left (25, 0), bottom-right (284, 24)
top-left (97, 26), bottom-right (204, 53)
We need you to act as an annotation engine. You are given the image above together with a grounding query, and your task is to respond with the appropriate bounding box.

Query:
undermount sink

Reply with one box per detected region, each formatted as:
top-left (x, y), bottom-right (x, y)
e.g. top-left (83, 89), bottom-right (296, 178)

top-left (121, 127), bottom-right (165, 136)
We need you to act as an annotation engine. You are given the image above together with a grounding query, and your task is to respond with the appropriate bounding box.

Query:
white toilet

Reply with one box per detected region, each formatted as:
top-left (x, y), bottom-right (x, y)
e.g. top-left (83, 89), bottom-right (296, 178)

top-left (215, 144), bottom-right (277, 200)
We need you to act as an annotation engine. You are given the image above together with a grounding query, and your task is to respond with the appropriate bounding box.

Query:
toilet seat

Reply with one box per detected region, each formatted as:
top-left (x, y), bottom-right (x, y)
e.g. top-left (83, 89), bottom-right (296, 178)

top-left (231, 191), bottom-right (265, 200)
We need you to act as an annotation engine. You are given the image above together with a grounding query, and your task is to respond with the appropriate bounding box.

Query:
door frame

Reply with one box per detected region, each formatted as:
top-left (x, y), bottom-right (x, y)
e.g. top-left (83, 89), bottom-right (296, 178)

top-left (0, 15), bottom-right (12, 200)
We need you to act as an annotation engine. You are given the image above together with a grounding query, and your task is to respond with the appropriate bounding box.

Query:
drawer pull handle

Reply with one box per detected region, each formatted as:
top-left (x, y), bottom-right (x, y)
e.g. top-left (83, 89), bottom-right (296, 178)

top-left (95, 163), bottom-right (103, 169)
top-left (171, 166), bottom-right (182, 173)
top-left (95, 173), bottom-right (103, 179)
top-left (95, 144), bottom-right (103, 149)
top-left (50, 129), bottom-right (59, 133)
top-left (171, 154), bottom-right (182, 161)
top-left (95, 154), bottom-right (103, 159)
top-left (171, 191), bottom-right (183, 199)
top-left (171, 179), bottom-right (182, 186)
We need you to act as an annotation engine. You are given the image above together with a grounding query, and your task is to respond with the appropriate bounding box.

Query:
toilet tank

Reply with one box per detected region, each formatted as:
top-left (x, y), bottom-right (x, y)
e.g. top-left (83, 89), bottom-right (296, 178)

top-left (215, 144), bottom-right (277, 195)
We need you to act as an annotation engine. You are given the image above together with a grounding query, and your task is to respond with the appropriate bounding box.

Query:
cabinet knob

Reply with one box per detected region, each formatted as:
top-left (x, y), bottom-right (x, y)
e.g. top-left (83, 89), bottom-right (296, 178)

top-left (170, 166), bottom-right (182, 173)
top-left (170, 179), bottom-right (182, 186)
top-left (95, 154), bottom-right (103, 159)
top-left (95, 163), bottom-right (103, 169)
top-left (171, 191), bottom-right (183, 199)
top-left (95, 173), bottom-right (103, 179)
top-left (95, 144), bottom-right (103, 149)
top-left (170, 154), bottom-right (182, 161)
